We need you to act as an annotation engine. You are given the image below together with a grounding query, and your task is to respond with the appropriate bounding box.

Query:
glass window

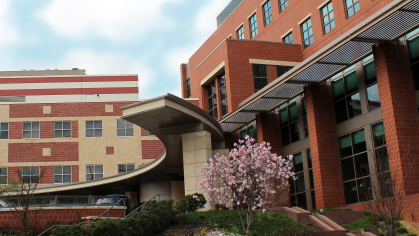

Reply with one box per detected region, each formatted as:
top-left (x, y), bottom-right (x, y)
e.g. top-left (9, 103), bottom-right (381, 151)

top-left (253, 65), bottom-right (268, 92)
top-left (86, 121), bottom-right (102, 137)
top-left (283, 32), bottom-right (293, 44)
top-left (0, 123), bottom-right (8, 139)
top-left (240, 122), bottom-right (255, 141)
top-left (86, 165), bottom-right (103, 181)
top-left (23, 122), bottom-right (40, 139)
top-left (331, 67), bottom-right (362, 123)
top-left (345, 0), bottom-right (360, 18)
top-left (263, 1), bottom-right (272, 26)
top-left (290, 152), bottom-right (307, 209)
top-left (117, 120), bottom-right (134, 137)
top-left (237, 25), bottom-right (244, 39)
top-left (279, 0), bottom-right (289, 12)
top-left (54, 121), bottom-right (71, 138)
top-left (302, 98), bottom-right (308, 137)
top-left (54, 166), bottom-right (71, 184)
top-left (407, 29), bottom-right (419, 90)
top-left (186, 78), bottom-right (191, 98)
top-left (22, 167), bottom-right (40, 184)
top-left (372, 122), bottom-right (391, 190)
top-left (277, 66), bottom-right (293, 77)
top-left (363, 58), bottom-right (381, 110)
top-left (321, 2), bottom-right (335, 34)
top-left (118, 164), bottom-right (135, 174)
top-left (207, 80), bottom-right (218, 119)
top-left (338, 129), bottom-right (371, 205)
top-left (249, 14), bottom-right (258, 38)
top-left (279, 101), bottom-right (300, 146)
top-left (301, 18), bottom-right (313, 48)
top-left (0, 168), bottom-right (7, 184)
top-left (219, 73), bottom-right (228, 117)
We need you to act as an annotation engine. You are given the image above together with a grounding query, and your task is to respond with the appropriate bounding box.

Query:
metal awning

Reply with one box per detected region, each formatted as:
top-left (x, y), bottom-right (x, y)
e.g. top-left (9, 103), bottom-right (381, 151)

top-left (220, 0), bottom-right (419, 132)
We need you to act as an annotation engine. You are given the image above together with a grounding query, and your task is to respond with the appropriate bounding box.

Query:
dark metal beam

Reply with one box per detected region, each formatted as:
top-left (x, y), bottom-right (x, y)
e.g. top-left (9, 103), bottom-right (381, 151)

top-left (316, 61), bottom-right (348, 66)
top-left (261, 97), bottom-right (289, 99)
top-left (222, 121), bottom-right (247, 124)
top-left (398, 8), bottom-right (419, 14)
top-left (351, 37), bottom-right (389, 43)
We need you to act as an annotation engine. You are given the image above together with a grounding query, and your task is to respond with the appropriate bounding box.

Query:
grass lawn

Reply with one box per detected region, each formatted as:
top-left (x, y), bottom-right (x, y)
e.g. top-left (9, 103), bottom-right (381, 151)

top-left (163, 210), bottom-right (317, 236)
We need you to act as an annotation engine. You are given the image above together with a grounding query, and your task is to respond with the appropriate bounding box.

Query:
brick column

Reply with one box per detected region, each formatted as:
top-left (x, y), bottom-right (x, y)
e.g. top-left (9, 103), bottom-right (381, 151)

top-left (373, 42), bottom-right (419, 194)
top-left (305, 84), bottom-right (345, 209)
top-left (256, 113), bottom-right (281, 155)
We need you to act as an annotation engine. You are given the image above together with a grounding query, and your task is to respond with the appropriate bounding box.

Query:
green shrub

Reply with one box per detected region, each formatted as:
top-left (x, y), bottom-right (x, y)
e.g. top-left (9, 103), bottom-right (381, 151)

top-left (310, 209), bottom-right (320, 213)
top-left (323, 208), bottom-right (343, 212)
top-left (179, 210), bottom-right (316, 236)
top-left (407, 234), bottom-right (417, 236)
top-left (344, 209), bottom-right (353, 211)
top-left (142, 200), bottom-right (176, 230)
top-left (128, 210), bottom-right (160, 235)
top-left (175, 193), bottom-right (207, 214)
top-left (396, 228), bottom-right (408, 234)
top-left (50, 224), bottom-right (88, 236)
top-left (379, 232), bottom-right (385, 236)
top-left (343, 218), bottom-right (379, 230)
top-left (85, 220), bottom-right (125, 236)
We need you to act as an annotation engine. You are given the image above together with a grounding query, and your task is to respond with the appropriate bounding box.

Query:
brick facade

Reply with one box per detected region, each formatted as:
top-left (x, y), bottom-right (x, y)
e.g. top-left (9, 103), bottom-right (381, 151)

top-left (141, 140), bottom-right (165, 160)
top-left (373, 42), bottom-right (419, 194)
top-left (256, 113), bottom-right (281, 155)
top-left (305, 84), bottom-right (345, 209)
top-left (8, 142), bottom-right (79, 162)
top-left (106, 146), bottom-right (115, 155)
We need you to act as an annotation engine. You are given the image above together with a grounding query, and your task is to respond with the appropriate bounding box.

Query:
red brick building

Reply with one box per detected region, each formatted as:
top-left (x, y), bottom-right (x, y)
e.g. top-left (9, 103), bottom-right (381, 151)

top-left (180, 0), bottom-right (419, 216)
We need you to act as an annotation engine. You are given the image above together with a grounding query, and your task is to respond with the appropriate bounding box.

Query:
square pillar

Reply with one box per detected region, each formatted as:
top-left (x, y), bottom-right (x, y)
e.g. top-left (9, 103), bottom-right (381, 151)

top-left (256, 113), bottom-right (281, 155)
top-left (373, 42), bottom-right (419, 194)
top-left (305, 83), bottom-right (345, 209)
top-left (182, 131), bottom-right (213, 196)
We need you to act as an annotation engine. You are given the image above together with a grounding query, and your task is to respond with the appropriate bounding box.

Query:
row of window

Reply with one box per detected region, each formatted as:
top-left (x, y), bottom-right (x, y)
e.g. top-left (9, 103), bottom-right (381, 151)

top-left (207, 73), bottom-right (229, 119)
top-left (0, 120), bottom-right (139, 139)
top-left (236, 0), bottom-right (360, 48)
top-left (0, 164), bottom-right (136, 185)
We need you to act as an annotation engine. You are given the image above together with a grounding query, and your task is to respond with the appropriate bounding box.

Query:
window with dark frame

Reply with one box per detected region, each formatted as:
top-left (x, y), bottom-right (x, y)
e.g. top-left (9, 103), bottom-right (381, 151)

top-left (117, 120), bottom-right (134, 137)
top-left (283, 32), bottom-right (293, 43)
top-left (186, 78), bottom-right (191, 98)
top-left (219, 73), bottom-right (228, 117)
top-left (290, 152), bottom-right (307, 209)
top-left (54, 166), bottom-right (71, 184)
top-left (23, 122), bottom-right (39, 139)
top-left (22, 166), bottom-right (40, 184)
top-left (372, 122), bottom-right (392, 198)
top-left (86, 165), bottom-right (103, 181)
top-left (237, 25), bottom-right (244, 39)
top-left (86, 121), bottom-right (102, 137)
top-left (0, 123), bottom-right (8, 139)
top-left (331, 65), bottom-right (362, 124)
top-left (407, 28), bottom-right (419, 91)
top-left (118, 164), bottom-right (135, 174)
top-left (338, 129), bottom-right (372, 205)
top-left (307, 150), bottom-right (316, 209)
top-left (263, 0), bottom-right (272, 26)
top-left (276, 66), bottom-right (293, 78)
top-left (0, 168), bottom-right (7, 184)
top-left (345, 0), bottom-right (360, 18)
top-left (249, 14), bottom-right (258, 38)
top-left (363, 55), bottom-right (381, 111)
top-left (301, 18), bottom-right (313, 48)
top-left (54, 121), bottom-right (71, 138)
top-left (240, 122), bottom-right (255, 141)
top-left (279, 0), bottom-right (289, 12)
top-left (253, 64), bottom-right (268, 92)
top-left (321, 2), bottom-right (335, 34)
top-left (207, 80), bottom-right (218, 120)
top-left (302, 98), bottom-right (309, 138)
top-left (279, 98), bottom-right (300, 147)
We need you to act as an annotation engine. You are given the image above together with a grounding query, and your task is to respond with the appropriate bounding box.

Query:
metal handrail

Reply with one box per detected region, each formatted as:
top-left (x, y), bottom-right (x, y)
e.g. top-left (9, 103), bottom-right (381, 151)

top-left (84, 197), bottom-right (126, 226)
top-left (124, 194), bottom-right (161, 219)
top-left (37, 194), bottom-right (161, 236)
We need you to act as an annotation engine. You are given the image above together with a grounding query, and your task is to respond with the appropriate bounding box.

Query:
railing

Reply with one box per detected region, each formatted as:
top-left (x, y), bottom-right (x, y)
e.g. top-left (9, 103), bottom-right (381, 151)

top-left (37, 194), bottom-right (161, 236)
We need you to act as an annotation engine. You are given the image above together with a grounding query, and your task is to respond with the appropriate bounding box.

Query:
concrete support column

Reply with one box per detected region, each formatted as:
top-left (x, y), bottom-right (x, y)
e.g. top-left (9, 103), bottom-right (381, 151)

top-left (373, 42), bottom-right (419, 194)
top-left (305, 83), bottom-right (345, 209)
top-left (182, 131), bottom-right (213, 196)
top-left (256, 113), bottom-right (281, 155)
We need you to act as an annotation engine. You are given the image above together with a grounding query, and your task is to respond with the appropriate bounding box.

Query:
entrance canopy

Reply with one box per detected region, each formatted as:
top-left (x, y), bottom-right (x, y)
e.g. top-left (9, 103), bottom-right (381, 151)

top-left (220, 0), bottom-right (419, 132)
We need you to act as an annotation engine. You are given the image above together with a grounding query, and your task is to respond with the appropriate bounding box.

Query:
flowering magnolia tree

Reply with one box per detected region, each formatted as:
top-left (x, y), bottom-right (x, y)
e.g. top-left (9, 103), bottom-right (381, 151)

top-left (200, 136), bottom-right (295, 233)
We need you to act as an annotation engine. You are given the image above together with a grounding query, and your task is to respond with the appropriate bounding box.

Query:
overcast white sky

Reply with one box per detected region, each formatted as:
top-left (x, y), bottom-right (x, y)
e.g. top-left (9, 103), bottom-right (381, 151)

top-left (0, 0), bottom-right (230, 98)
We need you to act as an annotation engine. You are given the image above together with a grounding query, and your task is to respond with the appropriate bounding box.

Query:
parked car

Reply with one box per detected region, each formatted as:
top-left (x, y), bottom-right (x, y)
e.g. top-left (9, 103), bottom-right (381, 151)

top-left (95, 195), bottom-right (127, 206)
